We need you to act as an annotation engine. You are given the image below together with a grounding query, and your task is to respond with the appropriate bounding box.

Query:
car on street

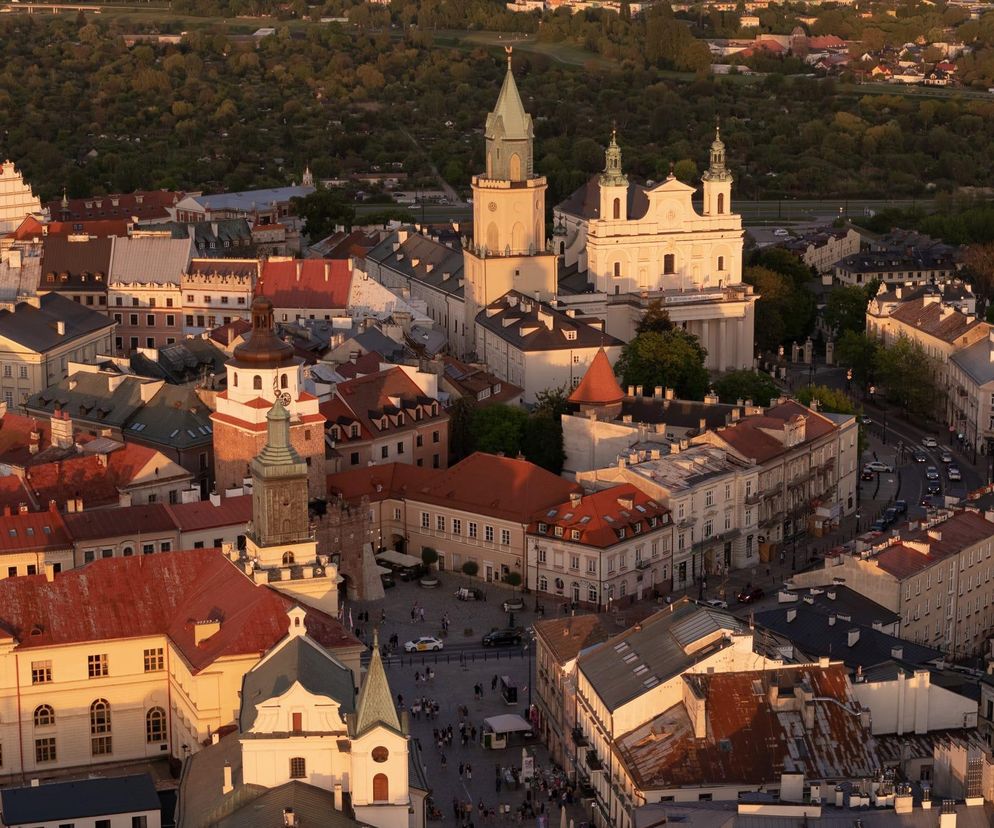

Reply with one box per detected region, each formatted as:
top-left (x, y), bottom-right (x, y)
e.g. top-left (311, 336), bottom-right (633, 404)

top-left (940, 451), bottom-right (953, 464)
top-left (895, 499), bottom-right (908, 514)
top-left (870, 519), bottom-right (888, 532)
top-left (502, 597), bottom-right (525, 612)
top-left (925, 466), bottom-right (940, 480)
top-left (883, 507), bottom-right (898, 525)
top-left (913, 450), bottom-right (927, 463)
top-left (404, 636), bottom-right (444, 653)
top-left (704, 598), bottom-right (729, 609)
top-left (926, 482), bottom-right (942, 495)
top-left (922, 437), bottom-right (938, 448)
top-left (737, 587), bottom-right (765, 604)
top-left (864, 461), bottom-right (893, 473)
top-left (859, 415), bottom-right (872, 425)
top-left (947, 466), bottom-right (962, 482)
top-left (773, 228), bottom-right (789, 237)
top-left (482, 629), bottom-right (523, 647)
top-left (860, 468), bottom-right (875, 481)
top-left (921, 495), bottom-right (935, 508)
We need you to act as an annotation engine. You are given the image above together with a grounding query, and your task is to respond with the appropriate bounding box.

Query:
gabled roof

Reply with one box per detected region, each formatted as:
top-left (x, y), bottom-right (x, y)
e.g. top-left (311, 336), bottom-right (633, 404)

top-left (62, 502), bottom-right (176, 541)
top-left (240, 634), bottom-right (356, 731)
top-left (889, 298), bottom-right (986, 345)
top-left (327, 463), bottom-right (441, 505)
top-left (411, 452), bottom-right (581, 523)
top-left (168, 494), bottom-right (252, 533)
top-left (568, 347), bottom-right (623, 405)
top-left (0, 774), bottom-right (160, 823)
top-left (0, 506), bottom-right (72, 552)
top-left (476, 291), bottom-right (621, 352)
top-left (362, 229), bottom-right (465, 298)
top-left (0, 549), bottom-right (358, 671)
top-left (353, 636), bottom-right (401, 736)
top-left (45, 190), bottom-right (182, 222)
top-left (108, 236), bottom-right (194, 285)
top-left (529, 484), bottom-right (670, 549)
top-left (27, 372), bottom-right (156, 429)
top-left (557, 175), bottom-right (651, 222)
top-left (257, 258), bottom-right (352, 310)
top-left (533, 613), bottom-right (614, 666)
top-left (40, 236), bottom-right (113, 285)
top-left (0, 293), bottom-right (113, 353)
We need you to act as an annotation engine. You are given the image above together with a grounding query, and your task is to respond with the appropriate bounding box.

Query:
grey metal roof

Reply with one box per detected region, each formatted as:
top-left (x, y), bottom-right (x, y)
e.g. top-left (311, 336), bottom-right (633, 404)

top-left (124, 383), bottom-right (214, 450)
top-left (0, 773), bottom-right (159, 822)
top-left (239, 635), bottom-right (355, 732)
top-left (950, 336), bottom-right (994, 386)
top-left (0, 292), bottom-right (114, 353)
top-left (27, 371), bottom-right (153, 428)
top-left (618, 397), bottom-right (744, 430)
top-left (578, 598), bottom-right (746, 712)
top-left (216, 782), bottom-right (371, 828)
top-left (364, 228), bottom-right (465, 298)
top-left (476, 291), bottom-right (622, 353)
top-left (109, 236), bottom-right (194, 285)
top-left (192, 185), bottom-right (315, 212)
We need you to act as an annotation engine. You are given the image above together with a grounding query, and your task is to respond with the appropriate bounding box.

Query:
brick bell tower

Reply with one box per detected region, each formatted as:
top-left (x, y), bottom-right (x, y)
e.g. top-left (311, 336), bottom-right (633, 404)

top-left (211, 297), bottom-right (326, 499)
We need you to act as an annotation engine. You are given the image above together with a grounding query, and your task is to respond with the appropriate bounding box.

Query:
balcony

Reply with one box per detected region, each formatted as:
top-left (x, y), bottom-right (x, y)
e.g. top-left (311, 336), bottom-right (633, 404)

top-left (571, 726), bottom-right (588, 746)
top-left (745, 491), bottom-right (763, 505)
top-left (586, 749), bottom-right (604, 772)
top-left (635, 559), bottom-right (650, 570)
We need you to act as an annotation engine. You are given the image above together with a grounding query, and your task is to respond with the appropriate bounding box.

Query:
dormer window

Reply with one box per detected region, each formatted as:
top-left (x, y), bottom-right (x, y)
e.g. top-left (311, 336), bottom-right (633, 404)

top-left (616, 528), bottom-right (625, 540)
top-left (554, 526), bottom-right (564, 537)
top-left (633, 523), bottom-right (642, 534)
top-left (331, 425), bottom-right (340, 440)
top-left (564, 329), bottom-right (577, 341)
top-left (649, 517), bottom-right (657, 528)
top-left (571, 529), bottom-right (581, 541)
top-left (350, 424), bottom-right (360, 439)
top-left (538, 522), bottom-right (547, 533)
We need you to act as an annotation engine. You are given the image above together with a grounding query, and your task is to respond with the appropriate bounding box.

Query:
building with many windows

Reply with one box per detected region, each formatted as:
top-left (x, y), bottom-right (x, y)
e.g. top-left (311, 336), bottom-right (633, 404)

top-left (181, 258), bottom-right (257, 336)
top-left (0, 549), bottom-right (360, 779)
top-left (527, 484), bottom-right (673, 609)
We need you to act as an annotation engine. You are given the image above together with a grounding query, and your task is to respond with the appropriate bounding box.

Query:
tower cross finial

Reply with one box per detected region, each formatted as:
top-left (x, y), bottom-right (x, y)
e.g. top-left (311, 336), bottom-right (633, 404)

top-left (505, 45), bottom-right (513, 66)
top-left (715, 114), bottom-right (721, 139)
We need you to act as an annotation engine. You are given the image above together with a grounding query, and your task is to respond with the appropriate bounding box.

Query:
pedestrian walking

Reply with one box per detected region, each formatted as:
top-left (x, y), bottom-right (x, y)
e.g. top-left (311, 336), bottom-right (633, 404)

top-left (466, 763), bottom-right (473, 781)
top-left (491, 674), bottom-right (498, 692)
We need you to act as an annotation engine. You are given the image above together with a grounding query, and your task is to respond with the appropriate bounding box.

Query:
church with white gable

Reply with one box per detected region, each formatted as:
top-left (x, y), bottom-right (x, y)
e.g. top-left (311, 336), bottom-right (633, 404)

top-left (178, 609), bottom-right (428, 827)
top-left (553, 126), bottom-right (758, 372)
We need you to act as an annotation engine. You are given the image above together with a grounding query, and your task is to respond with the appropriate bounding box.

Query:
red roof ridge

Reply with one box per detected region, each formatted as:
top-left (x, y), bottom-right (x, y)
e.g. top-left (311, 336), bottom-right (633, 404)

top-left (568, 347), bottom-right (623, 406)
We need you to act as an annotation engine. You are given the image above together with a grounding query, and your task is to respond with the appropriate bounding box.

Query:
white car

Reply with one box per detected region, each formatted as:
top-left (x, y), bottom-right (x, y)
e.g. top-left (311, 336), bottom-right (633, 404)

top-left (947, 466), bottom-right (962, 482)
top-left (404, 636), bottom-right (443, 653)
top-left (773, 228), bottom-right (789, 237)
top-left (863, 461), bottom-right (893, 473)
top-left (922, 437), bottom-right (938, 448)
top-left (704, 599), bottom-right (728, 609)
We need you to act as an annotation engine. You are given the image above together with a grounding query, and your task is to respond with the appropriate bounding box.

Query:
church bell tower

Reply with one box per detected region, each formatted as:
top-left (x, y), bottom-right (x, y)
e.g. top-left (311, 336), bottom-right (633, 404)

top-left (701, 121), bottom-right (733, 217)
top-left (598, 129), bottom-right (629, 222)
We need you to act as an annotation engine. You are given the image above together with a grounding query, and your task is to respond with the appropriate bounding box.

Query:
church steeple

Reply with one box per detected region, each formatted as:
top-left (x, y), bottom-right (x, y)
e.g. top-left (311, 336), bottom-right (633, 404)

top-left (484, 48), bottom-right (534, 182)
top-left (702, 120), bottom-right (732, 183)
top-left (353, 630), bottom-right (401, 736)
top-left (701, 119), bottom-right (733, 216)
top-left (600, 129), bottom-right (627, 188)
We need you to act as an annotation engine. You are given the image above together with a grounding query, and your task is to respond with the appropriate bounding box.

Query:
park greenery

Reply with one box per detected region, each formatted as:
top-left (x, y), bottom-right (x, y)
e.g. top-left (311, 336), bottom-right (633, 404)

top-left (448, 398), bottom-right (566, 473)
top-left (8, 11), bottom-right (994, 204)
top-left (713, 370), bottom-right (781, 407)
top-left (795, 383), bottom-right (855, 415)
top-left (614, 327), bottom-right (710, 401)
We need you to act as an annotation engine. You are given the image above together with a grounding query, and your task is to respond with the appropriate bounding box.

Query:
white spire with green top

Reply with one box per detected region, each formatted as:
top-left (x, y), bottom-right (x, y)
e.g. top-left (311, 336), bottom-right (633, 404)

top-left (353, 629), bottom-right (401, 736)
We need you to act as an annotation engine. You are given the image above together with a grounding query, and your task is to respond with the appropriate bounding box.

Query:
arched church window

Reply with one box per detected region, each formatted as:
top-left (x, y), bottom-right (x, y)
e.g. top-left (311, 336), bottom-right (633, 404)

top-left (253, 375), bottom-right (262, 390)
top-left (613, 262), bottom-right (621, 278)
top-left (664, 254), bottom-right (675, 275)
top-left (717, 193), bottom-right (725, 214)
top-left (717, 256), bottom-right (724, 271)
top-left (281, 374), bottom-right (289, 389)
top-left (233, 373), bottom-right (238, 387)
top-left (373, 773), bottom-right (389, 801)
top-left (613, 198), bottom-right (620, 220)
top-left (282, 551), bottom-right (295, 565)
top-left (509, 153), bottom-right (522, 180)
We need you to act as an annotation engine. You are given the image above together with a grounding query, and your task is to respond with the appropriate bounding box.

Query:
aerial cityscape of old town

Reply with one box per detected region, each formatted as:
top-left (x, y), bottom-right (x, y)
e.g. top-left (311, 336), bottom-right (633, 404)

top-left (2, 0), bottom-right (994, 825)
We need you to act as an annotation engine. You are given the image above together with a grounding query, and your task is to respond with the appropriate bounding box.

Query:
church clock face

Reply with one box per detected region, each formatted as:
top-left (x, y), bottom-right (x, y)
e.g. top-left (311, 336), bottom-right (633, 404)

top-left (487, 201), bottom-right (497, 212)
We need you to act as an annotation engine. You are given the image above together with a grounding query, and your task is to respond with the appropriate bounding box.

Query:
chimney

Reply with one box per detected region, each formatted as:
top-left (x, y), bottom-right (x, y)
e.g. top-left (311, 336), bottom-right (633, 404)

top-left (664, 387), bottom-right (675, 401)
top-left (222, 762), bottom-right (233, 795)
top-left (44, 562), bottom-right (56, 583)
top-left (847, 628), bottom-right (860, 647)
top-left (891, 645), bottom-right (903, 660)
top-left (324, 262), bottom-right (330, 282)
top-left (210, 491), bottom-right (221, 507)
top-left (627, 385), bottom-right (635, 397)
top-left (786, 608), bottom-right (797, 623)
top-left (704, 390), bottom-right (718, 405)
top-left (939, 800), bottom-right (956, 828)
top-left (295, 261), bottom-right (302, 281)
top-left (334, 782), bottom-right (343, 811)
top-left (653, 386), bottom-right (663, 399)
top-left (30, 779), bottom-right (40, 787)
top-left (283, 808), bottom-right (297, 827)
top-left (569, 492), bottom-right (582, 508)
top-left (635, 385), bottom-right (643, 397)
top-left (51, 409), bottom-right (74, 450)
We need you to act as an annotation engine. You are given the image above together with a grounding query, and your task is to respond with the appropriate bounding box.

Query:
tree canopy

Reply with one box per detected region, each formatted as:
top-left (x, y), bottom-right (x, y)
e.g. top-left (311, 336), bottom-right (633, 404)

top-left (712, 370), bottom-right (780, 407)
top-left (614, 329), bottom-right (710, 400)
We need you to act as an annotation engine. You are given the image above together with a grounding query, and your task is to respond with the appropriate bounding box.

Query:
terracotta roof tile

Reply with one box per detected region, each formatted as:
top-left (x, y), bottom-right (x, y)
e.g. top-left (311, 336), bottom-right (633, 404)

top-left (0, 506), bottom-right (72, 552)
top-left (411, 452), bottom-right (581, 523)
top-left (533, 614), bottom-right (614, 665)
top-left (327, 463), bottom-right (442, 505)
top-left (528, 484), bottom-right (670, 548)
top-left (568, 347), bottom-right (623, 405)
top-left (890, 299), bottom-right (986, 345)
top-left (63, 502), bottom-right (176, 541)
top-left (167, 495), bottom-right (253, 533)
top-left (257, 259), bottom-right (352, 310)
top-left (0, 549), bottom-right (357, 672)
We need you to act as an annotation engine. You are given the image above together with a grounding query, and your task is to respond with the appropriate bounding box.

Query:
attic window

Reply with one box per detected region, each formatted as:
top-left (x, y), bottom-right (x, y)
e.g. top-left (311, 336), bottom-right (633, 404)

top-left (43, 526), bottom-right (50, 534)
top-left (26, 527), bottom-right (33, 536)
top-left (649, 517), bottom-right (657, 528)
top-left (719, 739), bottom-right (732, 752)
top-left (603, 516), bottom-right (614, 523)
top-left (537, 522), bottom-right (547, 533)
top-left (622, 652), bottom-right (638, 664)
top-left (571, 530), bottom-right (581, 541)
top-left (564, 330), bottom-right (577, 341)
top-left (634, 523), bottom-right (642, 534)
top-left (8, 529), bottom-right (15, 537)
top-left (169, 429), bottom-right (180, 438)
top-left (554, 526), bottom-right (564, 537)
top-left (617, 529), bottom-right (625, 539)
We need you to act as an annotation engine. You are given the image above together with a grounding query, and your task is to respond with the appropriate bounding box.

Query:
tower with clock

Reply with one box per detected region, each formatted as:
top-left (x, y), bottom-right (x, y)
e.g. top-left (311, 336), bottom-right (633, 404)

top-left (463, 48), bottom-right (557, 354)
top-left (211, 296), bottom-right (326, 498)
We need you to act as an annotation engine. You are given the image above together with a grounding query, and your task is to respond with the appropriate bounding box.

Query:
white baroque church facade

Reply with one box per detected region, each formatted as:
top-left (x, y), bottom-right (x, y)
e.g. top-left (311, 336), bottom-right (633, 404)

top-left (553, 128), bottom-right (757, 372)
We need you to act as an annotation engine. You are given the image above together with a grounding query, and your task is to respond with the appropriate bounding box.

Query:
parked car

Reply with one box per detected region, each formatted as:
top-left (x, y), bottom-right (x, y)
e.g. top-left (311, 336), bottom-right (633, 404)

top-left (864, 461), bottom-right (893, 473)
top-left (704, 598), bottom-right (729, 609)
top-left (926, 482), bottom-right (942, 495)
top-left (380, 573), bottom-right (396, 589)
top-left (940, 451), bottom-right (953, 464)
top-left (883, 507), bottom-right (898, 525)
top-left (894, 500), bottom-right (908, 514)
top-left (925, 466), bottom-right (940, 481)
top-left (502, 597), bottom-right (525, 612)
top-left (913, 450), bottom-right (927, 463)
top-left (736, 587), bottom-right (765, 604)
top-left (773, 227), bottom-right (789, 237)
top-left (860, 469), bottom-right (875, 481)
top-left (404, 636), bottom-right (444, 653)
top-left (870, 519), bottom-right (888, 532)
top-left (455, 587), bottom-right (484, 601)
top-left (482, 629), bottom-right (523, 647)
top-left (922, 437), bottom-right (938, 448)
top-left (947, 466), bottom-right (962, 482)
top-left (920, 495), bottom-right (935, 508)
top-left (859, 415), bottom-right (873, 425)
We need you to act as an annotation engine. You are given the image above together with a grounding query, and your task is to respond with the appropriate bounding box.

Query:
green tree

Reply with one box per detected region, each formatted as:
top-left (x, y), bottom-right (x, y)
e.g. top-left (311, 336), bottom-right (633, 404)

top-left (470, 405), bottom-right (527, 458)
top-left (292, 187), bottom-right (356, 240)
top-left (836, 330), bottom-right (879, 385)
top-left (824, 285), bottom-right (870, 336)
top-left (533, 385), bottom-right (570, 420)
top-left (713, 370), bottom-right (780, 406)
top-left (636, 299), bottom-right (674, 334)
top-left (448, 397), bottom-right (476, 462)
top-left (462, 560), bottom-right (479, 577)
top-left (876, 334), bottom-right (940, 418)
top-left (614, 329), bottom-right (709, 400)
top-left (503, 571), bottom-right (522, 591)
top-left (421, 547), bottom-right (438, 569)
top-left (521, 413), bottom-right (565, 474)
top-left (795, 384), bottom-right (855, 414)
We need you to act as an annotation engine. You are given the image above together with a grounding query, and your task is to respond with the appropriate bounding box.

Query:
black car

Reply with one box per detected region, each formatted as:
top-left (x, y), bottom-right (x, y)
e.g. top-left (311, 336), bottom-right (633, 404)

top-left (860, 469), bottom-right (875, 481)
top-left (870, 519), bottom-right (887, 532)
top-left (736, 587), bottom-right (765, 604)
top-left (913, 450), bottom-right (927, 463)
top-left (926, 482), bottom-right (942, 495)
top-left (894, 500), bottom-right (908, 515)
top-left (482, 629), bottom-right (523, 647)
top-left (883, 507), bottom-right (898, 525)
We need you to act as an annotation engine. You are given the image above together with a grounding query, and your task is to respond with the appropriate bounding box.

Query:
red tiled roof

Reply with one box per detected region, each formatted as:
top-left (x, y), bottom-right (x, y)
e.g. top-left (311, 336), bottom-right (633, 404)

top-left (0, 412), bottom-right (53, 467)
top-left (322, 229), bottom-right (380, 260)
top-left (8, 215), bottom-right (45, 241)
top-left (568, 347), bottom-right (623, 406)
top-left (808, 35), bottom-right (845, 48)
top-left (45, 190), bottom-right (182, 222)
top-left (63, 502), bottom-right (177, 541)
top-left (411, 452), bottom-right (582, 523)
top-left (528, 484), bottom-right (670, 548)
top-left (0, 549), bottom-right (358, 671)
top-left (875, 510), bottom-right (994, 579)
top-left (167, 495), bottom-right (252, 533)
top-left (327, 463), bottom-right (442, 505)
top-left (0, 477), bottom-right (35, 513)
top-left (890, 299), bottom-right (986, 345)
top-left (336, 351), bottom-right (384, 380)
top-left (46, 219), bottom-right (131, 239)
top-left (257, 259), bottom-right (352, 310)
top-left (209, 319), bottom-right (252, 349)
top-left (709, 400), bottom-right (838, 463)
top-left (0, 506), bottom-right (72, 552)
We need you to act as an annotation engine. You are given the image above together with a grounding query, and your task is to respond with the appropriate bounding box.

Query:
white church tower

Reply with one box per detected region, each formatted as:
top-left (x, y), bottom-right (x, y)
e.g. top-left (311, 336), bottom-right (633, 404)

top-left (701, 121), bottom-right (733, 217)
top-left (598, 129), bottom-right (628, 222)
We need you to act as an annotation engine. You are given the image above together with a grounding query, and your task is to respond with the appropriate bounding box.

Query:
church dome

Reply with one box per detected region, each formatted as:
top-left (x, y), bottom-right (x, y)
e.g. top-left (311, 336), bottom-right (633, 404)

top-left (232, 297), bottom-right (295, 367)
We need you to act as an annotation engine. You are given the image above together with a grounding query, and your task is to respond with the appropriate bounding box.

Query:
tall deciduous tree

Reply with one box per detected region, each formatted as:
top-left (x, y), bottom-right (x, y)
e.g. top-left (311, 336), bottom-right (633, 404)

top-left (713, 370), bottom-right (780, 407)
top-left (836, 330), bottom-right (879, 385)
top-left (824, 285), bottom-right (871, 336)
top-left (614, 329), bottom-right (709, 400)
top-left (876, 334), bottom-right (941, 418)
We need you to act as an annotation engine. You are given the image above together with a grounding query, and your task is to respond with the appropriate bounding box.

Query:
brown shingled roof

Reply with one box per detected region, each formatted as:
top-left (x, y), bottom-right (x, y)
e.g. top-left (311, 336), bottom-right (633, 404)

top-left (889, 298), bottom-right (987, 345)
top-left (568, 347), bottom-right (623, 406)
